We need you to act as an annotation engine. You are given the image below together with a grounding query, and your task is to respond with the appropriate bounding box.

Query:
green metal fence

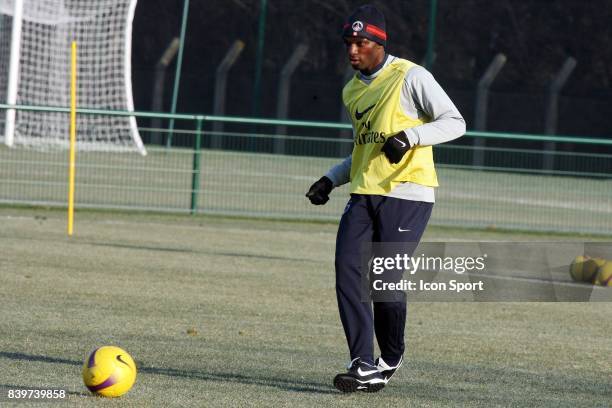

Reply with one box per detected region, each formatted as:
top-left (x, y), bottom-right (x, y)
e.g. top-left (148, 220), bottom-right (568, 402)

top-left (0, 104), bottom-right (611, 235)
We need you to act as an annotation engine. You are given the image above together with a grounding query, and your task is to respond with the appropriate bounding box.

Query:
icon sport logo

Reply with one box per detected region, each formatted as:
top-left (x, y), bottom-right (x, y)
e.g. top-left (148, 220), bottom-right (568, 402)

top-left (355, 104), bottom-right (375, 120)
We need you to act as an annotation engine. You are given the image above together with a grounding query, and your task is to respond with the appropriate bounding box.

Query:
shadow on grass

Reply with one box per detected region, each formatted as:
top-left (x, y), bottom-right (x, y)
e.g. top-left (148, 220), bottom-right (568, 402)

top-left (138, 364), bottom-right (336, 395)
top-left (1, 234), bottom-right (322, 264)
top-left (83, 241), bottom-right (322, 263)
top-left (0, 351), bottom-right (336, 395)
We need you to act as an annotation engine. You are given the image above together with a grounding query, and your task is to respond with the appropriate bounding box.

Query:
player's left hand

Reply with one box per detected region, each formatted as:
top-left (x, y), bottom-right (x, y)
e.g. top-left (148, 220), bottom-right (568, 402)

top-left (381, 131), bottom-right (412, 164)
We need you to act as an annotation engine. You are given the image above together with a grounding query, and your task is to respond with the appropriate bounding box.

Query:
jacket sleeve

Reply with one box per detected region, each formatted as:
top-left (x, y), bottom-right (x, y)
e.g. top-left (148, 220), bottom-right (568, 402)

top-left (400, 66), bottom-right (466, 147)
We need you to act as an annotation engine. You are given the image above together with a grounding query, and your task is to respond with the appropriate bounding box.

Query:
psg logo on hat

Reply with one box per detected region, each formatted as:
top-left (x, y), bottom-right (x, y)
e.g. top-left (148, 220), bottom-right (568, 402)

top-left (342, 5), bottom-right (387, 46)
top-left (351, 21), bottom-right (364, 32)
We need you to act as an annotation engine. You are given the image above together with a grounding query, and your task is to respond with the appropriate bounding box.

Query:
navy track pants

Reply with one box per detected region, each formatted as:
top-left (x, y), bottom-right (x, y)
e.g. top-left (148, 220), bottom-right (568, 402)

top-left (335, 194), bottom-right (433, 365)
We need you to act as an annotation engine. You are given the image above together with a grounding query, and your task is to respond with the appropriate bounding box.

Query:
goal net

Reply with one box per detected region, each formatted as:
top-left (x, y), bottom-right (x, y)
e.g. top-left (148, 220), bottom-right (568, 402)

top-left (0, 0), bottom-right (145, 154)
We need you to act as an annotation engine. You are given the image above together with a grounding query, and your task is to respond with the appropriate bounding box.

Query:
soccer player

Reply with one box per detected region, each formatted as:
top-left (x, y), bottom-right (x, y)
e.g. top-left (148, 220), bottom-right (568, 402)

top-left (306, 4), bottom-right (466, 393)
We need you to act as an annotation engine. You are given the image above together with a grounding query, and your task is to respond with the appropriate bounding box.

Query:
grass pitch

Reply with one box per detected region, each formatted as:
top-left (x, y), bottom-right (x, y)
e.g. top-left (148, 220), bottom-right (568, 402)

top-left (0, 207), bottom-right (610, 407)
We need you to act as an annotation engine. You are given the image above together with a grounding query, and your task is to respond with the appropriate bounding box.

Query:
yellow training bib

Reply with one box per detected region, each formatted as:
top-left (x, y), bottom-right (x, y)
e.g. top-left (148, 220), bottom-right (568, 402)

top-left (343, 58), bottom-right (439, 194)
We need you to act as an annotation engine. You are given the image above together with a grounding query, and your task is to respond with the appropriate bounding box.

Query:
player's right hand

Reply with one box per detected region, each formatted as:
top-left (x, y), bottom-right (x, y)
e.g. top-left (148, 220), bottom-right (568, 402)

top-left (306, 176), bottom-right (334, 205)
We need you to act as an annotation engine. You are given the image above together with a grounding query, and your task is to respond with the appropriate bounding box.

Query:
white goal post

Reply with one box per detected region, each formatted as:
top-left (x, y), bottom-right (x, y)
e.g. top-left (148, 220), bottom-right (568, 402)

top-left (0, 0), bottom-right (146, 155)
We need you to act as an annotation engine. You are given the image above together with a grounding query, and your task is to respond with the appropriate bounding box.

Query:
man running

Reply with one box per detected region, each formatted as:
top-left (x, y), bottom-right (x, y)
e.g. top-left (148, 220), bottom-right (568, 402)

top-left (306, 4), bottom-right (466, 393)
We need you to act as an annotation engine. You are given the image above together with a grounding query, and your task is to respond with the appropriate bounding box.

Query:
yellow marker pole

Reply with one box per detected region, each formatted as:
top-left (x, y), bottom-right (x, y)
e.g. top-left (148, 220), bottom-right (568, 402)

top-left (68, 41), bottom-right (77, 236)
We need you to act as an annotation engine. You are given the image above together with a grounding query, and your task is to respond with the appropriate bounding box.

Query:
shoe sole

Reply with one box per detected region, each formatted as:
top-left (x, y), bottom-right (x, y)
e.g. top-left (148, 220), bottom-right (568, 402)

top-left (333, 374), bottom-right (385, 393)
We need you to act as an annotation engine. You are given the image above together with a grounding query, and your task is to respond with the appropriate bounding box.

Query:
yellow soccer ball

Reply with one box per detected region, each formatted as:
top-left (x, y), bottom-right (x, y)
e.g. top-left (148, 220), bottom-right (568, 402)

top-left (569, 255), bottom-right (599, 283)
top-left (594, 261), bottom-right (612, 287)
top-left (82, 346), bottom-right (137, 397)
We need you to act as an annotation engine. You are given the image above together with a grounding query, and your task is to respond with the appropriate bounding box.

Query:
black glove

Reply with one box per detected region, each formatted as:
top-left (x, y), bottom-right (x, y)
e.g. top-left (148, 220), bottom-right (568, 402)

top-left (381, 131), bottom-right (412, 164)
top-left (306, 176), bottom-right (334, 205)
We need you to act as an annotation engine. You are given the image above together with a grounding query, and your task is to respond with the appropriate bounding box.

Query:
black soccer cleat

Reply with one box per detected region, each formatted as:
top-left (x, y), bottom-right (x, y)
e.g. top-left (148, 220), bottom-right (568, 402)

top-left (333, 358), bottom-right (387, 393)
top-left (375, 355), bottom-right (403, 382)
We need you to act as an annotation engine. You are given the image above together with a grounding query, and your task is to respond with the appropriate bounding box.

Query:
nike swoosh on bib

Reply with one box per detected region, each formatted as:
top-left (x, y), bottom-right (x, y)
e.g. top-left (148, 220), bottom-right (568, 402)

top-left (355, 104), bottom-right (375, 120)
